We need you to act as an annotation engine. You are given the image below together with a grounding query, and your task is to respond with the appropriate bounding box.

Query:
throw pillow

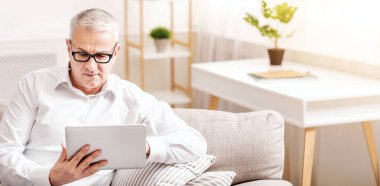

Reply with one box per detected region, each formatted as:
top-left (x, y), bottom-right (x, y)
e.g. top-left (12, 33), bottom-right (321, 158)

top-left (185, 171), bottom-right (236, 186)
top-left (111, 155), bottom-right (216, 186)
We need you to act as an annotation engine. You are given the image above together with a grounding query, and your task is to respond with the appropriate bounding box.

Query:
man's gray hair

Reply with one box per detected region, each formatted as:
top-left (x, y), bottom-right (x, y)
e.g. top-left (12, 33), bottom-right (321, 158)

top-left (70, 8), bottom-right (119, 40)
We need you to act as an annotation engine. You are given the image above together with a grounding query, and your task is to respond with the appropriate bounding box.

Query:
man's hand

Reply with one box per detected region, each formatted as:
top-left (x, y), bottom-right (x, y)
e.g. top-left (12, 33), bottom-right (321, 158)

top-left (49, 144), bottom-right (108, 186)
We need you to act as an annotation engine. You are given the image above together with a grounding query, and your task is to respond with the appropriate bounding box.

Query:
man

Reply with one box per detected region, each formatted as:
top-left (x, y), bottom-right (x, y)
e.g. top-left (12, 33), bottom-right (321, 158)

top-left (0, 8), bottom-right (206, 186)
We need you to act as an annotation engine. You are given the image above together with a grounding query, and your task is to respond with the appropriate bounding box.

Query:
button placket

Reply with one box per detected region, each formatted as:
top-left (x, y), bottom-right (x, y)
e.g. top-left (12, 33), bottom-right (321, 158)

top-left (79, 97), bottom-right (90, 124)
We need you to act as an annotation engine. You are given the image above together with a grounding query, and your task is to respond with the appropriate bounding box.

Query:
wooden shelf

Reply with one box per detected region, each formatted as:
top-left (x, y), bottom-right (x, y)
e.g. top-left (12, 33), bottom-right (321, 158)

top-left (125, 0), bottom-right (193, 107)
top-left (129, 46), bottom-right (190, 60)
top-left (147, 89), bottom-right (190, 105)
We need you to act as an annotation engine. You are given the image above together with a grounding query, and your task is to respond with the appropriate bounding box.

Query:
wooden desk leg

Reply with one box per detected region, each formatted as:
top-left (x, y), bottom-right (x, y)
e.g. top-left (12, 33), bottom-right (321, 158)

top-left (208, 95), bottom-right (219, 110)
top-left (283, 144), bottom-right (291, 182)
top-left (302, 127), bottom-right (316, 186)
top-left (362, 121), bottom-right (379, 186)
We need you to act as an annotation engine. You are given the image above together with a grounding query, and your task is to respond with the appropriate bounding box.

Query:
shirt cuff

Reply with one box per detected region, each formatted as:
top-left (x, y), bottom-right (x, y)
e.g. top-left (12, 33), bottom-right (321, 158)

top-left (29, 165), bottom-right (53, 186)
top-left (146, 136), bottom-right (167, 163)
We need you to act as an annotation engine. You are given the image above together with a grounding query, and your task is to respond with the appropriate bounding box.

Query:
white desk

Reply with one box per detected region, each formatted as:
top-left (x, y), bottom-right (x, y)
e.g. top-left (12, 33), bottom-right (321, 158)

top-left (192, 58), bottom-right (380, 186)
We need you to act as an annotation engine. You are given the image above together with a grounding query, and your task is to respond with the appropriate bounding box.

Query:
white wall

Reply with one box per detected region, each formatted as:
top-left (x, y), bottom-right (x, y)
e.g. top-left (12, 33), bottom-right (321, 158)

top-left (0, 0), bottom-right (121, 42)
top-left (285, 0), bottom-right (380, 66)
top-left (201, 0), bottom-right (380, 67)
top-left (0, 0), bottom-right (189, 83)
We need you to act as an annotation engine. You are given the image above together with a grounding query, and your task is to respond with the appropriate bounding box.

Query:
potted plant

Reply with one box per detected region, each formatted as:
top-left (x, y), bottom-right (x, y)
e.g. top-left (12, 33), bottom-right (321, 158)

top-left (244, 0), bottom-right (298, 65)
top-left (150, 26), bottom-right (171, 52)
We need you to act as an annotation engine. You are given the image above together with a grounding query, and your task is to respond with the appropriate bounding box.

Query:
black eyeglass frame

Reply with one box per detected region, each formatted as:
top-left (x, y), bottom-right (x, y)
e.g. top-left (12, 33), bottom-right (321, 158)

top-left (69, 40), bottom-right (118, 63)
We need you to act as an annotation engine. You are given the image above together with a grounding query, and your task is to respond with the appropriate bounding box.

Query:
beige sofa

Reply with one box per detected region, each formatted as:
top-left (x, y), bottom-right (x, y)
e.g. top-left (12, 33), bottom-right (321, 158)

top-left (0, 108), bottom-right (291, 186)
top-left (172, 108), bottom-right (292, 186)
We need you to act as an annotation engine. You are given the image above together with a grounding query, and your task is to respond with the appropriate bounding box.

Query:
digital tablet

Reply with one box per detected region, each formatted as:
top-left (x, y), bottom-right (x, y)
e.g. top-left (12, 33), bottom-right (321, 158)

top-left (65, 124), bottom-right (146, 170)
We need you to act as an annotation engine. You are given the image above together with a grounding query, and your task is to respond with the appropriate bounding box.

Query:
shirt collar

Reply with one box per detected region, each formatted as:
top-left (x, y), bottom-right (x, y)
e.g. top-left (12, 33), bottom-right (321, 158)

top-left (54, 64), bottom-right (116, 97)
top-left (54, 64), bottom-right (70, 88)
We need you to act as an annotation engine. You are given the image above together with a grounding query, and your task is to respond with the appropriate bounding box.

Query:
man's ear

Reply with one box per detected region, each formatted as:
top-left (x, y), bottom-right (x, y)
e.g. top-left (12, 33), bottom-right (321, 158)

top-left (113, 44), bottom-right (121, 57)
top-left (65, 39), bottom-right (71, 55)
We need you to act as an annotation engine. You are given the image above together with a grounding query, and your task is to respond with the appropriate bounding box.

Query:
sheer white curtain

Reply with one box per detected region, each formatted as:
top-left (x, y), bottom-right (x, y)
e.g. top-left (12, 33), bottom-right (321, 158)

top-left (193, 0), bottom-right (261, 111)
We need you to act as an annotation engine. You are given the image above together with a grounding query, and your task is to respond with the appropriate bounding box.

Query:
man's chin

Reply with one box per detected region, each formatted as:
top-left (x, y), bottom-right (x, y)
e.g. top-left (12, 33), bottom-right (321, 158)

top-left (83, 81), bottom-right (103, 89)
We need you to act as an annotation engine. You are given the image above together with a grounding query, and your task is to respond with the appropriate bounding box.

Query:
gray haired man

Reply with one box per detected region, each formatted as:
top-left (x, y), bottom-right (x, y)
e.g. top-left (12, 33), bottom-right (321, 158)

top-left (0, 8), bottom-right (206, 186)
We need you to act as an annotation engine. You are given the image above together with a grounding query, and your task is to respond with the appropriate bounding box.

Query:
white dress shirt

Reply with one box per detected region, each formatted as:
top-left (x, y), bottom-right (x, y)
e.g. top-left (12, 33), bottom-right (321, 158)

top-left (0, 66), bottom-right (207, 186)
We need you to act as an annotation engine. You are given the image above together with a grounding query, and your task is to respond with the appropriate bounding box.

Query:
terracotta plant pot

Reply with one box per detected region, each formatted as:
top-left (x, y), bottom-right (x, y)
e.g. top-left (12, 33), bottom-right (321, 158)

top-left (267, 48), bottom-right (285, 65)
top-left (154, 39), bottom-right (169, 52)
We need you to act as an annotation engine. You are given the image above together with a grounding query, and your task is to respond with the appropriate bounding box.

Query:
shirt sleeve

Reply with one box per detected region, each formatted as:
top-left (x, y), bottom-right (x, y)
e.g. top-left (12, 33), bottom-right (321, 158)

top-left (129, 84), bottom-right (207, 164)
top-left (0, 74), bottom-right (52, 186)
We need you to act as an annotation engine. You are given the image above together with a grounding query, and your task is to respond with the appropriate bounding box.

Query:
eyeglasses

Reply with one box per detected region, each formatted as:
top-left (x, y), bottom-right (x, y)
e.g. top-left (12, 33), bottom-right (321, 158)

top-left (69, 40), bottom-right (118, 63)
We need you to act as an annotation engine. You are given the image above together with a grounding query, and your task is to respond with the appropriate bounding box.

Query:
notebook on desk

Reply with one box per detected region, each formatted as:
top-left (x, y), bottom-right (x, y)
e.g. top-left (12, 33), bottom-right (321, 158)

top-left (249, 70), bottom-right (313, 79)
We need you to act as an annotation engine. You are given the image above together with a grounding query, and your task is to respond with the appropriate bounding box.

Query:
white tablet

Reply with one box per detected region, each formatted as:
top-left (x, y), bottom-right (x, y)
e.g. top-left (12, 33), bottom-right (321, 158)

top-left (65, 124), bottom-right (146, 170)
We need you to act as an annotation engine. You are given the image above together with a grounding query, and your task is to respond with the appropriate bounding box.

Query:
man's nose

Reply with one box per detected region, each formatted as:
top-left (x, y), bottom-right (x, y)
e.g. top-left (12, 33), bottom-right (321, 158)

top-left (85, 57), bottom-right (97, 70)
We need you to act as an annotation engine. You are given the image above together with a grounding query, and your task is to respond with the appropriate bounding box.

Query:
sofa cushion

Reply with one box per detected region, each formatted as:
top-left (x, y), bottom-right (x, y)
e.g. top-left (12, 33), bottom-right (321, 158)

top-left (174, 109), bottom-right (285, 185)
top-left (185, 171), bottom-right (236, 186)
top-left (111, 155), bottom-right (216, 186)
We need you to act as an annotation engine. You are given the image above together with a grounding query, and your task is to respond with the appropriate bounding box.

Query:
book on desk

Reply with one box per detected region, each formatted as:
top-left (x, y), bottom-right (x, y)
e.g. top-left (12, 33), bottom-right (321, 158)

top-left (249, 70), bottom-right (314, 80)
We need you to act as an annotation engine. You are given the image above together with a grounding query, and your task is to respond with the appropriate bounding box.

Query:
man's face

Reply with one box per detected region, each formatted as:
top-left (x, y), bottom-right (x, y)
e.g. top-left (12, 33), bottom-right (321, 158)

top-left (66, 27), bottom-right (120, 95)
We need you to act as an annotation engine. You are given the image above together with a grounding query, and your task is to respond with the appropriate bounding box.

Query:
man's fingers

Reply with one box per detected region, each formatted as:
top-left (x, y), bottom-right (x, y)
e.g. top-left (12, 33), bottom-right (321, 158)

top-left (77, 150), bottom-right (102, 171)
top-left (82, 160), bottom-right (108, 177)
top-left (69, 144), bottom-right (90, 165)
top-left (57, 143), bottom-right (67, 162)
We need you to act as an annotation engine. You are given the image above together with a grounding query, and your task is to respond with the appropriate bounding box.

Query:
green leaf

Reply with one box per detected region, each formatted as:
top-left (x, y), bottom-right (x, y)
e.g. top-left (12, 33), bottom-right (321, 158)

top-left (262, 0), bottom-right (272, 18)
top-left (260, 25), bottom-right (280, 39)
top-left (243, 13), bottom-right (280, 39)
top-left (243, 13), bottom-right (260, 27)
top-left (274, 2), bottom-right (298, 23)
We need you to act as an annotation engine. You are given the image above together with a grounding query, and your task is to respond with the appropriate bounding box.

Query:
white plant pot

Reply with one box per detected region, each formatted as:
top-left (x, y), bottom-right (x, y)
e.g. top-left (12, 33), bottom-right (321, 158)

top-left (154, 39), bottom-right (169, 52)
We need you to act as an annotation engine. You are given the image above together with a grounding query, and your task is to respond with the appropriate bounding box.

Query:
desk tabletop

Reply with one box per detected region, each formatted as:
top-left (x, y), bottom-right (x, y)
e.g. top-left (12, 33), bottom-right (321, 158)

top-left (192, 58), bottom-right (380, 127)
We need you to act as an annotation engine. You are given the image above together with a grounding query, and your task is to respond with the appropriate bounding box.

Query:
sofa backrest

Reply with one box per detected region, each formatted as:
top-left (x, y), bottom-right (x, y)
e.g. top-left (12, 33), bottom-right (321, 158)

top-left (174, 109), bottom-right (285, 185)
